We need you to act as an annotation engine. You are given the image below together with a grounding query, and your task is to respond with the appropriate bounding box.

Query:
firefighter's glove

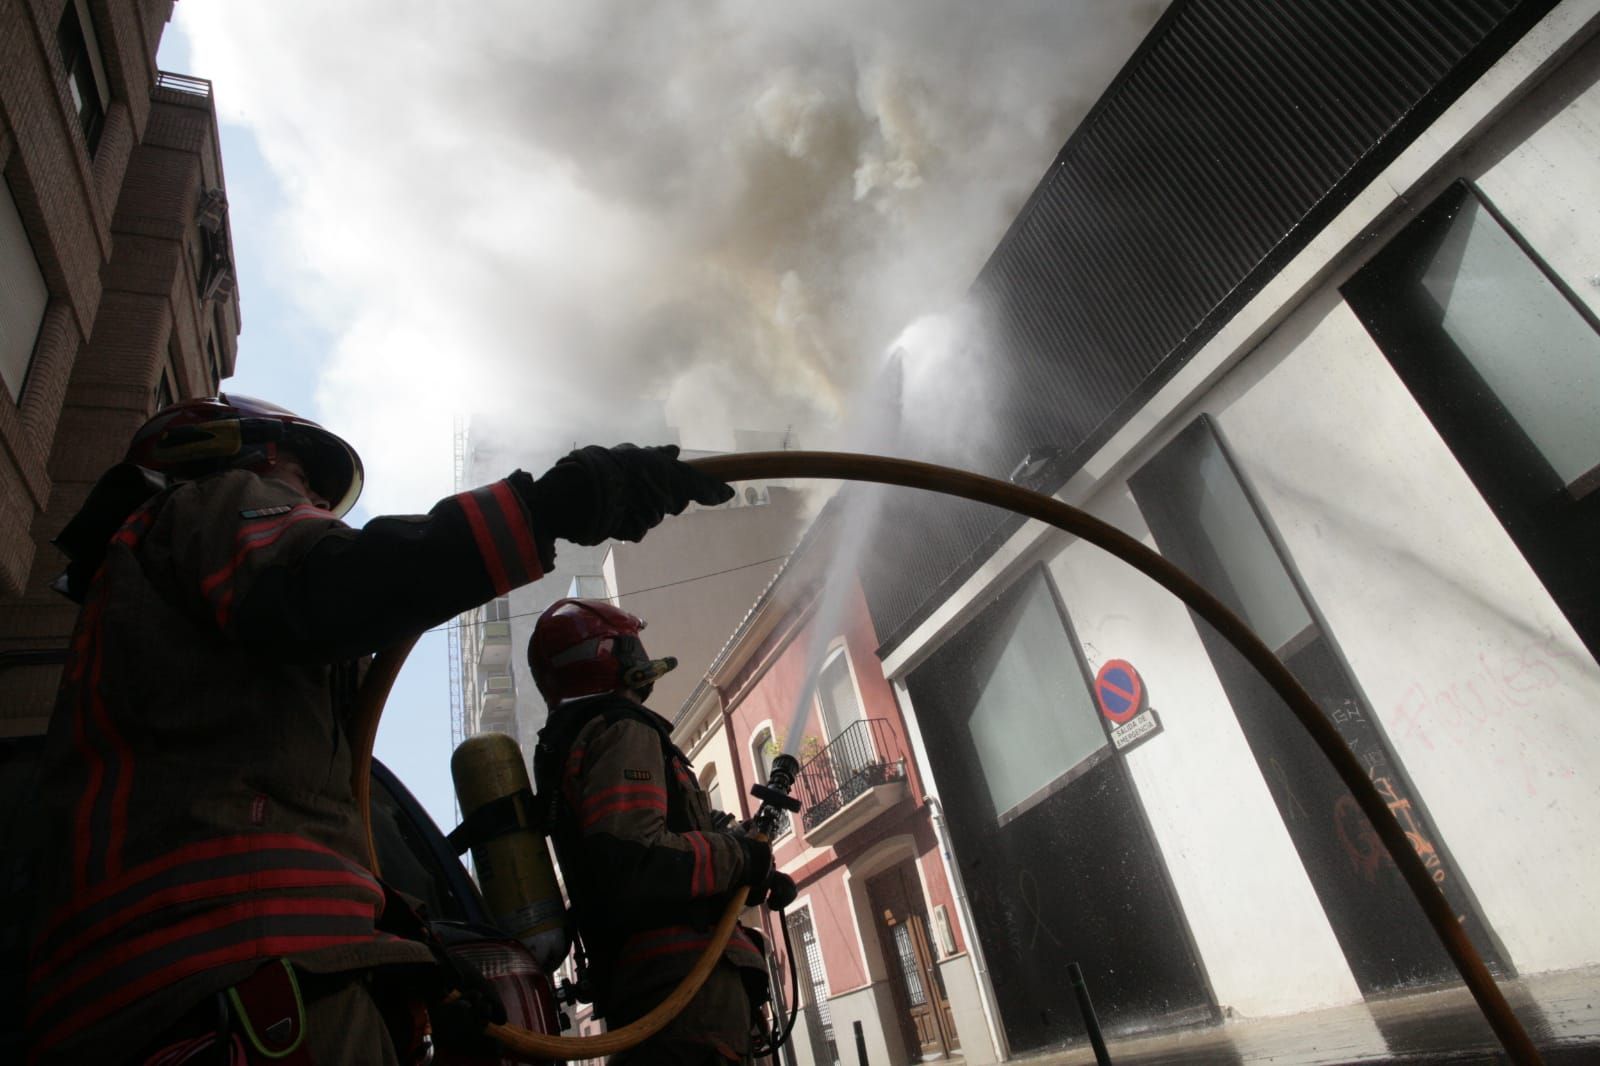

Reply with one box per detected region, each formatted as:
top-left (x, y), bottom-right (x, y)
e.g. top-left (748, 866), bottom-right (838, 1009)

top-left (739, 835), bottom-right (775, 905)
top-left (763, 872), bottom-right (798, 912)
top-left (426, 957), bottom-right (508, 1056)
top-left (533, 443), bottom-right (734, 548)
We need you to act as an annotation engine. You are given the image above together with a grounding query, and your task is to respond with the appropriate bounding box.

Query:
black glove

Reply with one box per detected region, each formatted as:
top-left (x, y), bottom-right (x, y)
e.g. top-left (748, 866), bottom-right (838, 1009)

top-left (529, 444), bottom-right (734, 549)
top-left (763, 871), bottom-right (798, 911)
top-left (417, 951), bottom-right (508, 1056)
top-left (738, 835), bottom-right (774, 905)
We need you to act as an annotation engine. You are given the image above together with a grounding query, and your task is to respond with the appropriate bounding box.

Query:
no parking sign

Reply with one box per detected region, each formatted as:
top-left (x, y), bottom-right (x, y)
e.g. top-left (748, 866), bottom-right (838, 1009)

top-left (1094, 659), bottom-right (1162, 752)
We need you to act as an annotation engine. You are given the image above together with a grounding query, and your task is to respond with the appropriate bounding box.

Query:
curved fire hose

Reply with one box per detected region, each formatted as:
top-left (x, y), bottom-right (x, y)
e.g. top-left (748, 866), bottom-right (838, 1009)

top-left (351, 450), bottom-right (1541, 1065)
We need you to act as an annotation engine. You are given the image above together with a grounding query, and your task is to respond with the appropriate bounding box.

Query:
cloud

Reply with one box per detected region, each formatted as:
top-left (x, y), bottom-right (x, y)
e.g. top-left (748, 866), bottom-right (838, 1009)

top-left (175, 0), bottom-right (1167, 514)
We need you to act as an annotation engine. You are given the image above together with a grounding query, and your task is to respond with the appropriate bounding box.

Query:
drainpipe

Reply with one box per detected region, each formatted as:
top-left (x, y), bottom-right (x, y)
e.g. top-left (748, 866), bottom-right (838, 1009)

top-left (715, 683), bottom-right (753, 820)
top-left (891, 678), bottom-right (1007, 1063)
top-left (926, 795), bottom-right (1007, 1063)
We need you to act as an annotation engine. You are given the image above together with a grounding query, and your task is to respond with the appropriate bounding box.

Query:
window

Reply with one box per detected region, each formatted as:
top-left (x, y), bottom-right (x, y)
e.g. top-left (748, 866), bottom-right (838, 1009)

top-left (813, 648), bottom-right (874, 785)
top-left (57, 0), bottom-right (110, 157)
top-left (788, 907), bottom-right (840, 1066)
top-left (699, 764), bottom-right (723, 814)
top-left (815, 649), bottom-right (863, 743)
top-left (1130, 415), bottom-right (1503, 990)
top-left (484, 597), bottom-right (511, 622)
top-left (368, 771), bottom-right (471, 924)
top-left (567, 574), bottom-right (607, 599)
top-left (153, 368), bottom-right (174, 413)
top-left (206, 329), bottom-right (222, 393)
top-left (963, 570), bottom-right (1108, 823)
top-left (0, 174), bottom-right (48, 402)
top-left (1344, 181), bottom-right (1600, 659)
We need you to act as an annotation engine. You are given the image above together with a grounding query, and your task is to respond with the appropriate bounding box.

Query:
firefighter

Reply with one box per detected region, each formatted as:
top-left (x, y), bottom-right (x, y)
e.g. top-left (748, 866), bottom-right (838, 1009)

top-left (529, 599), bottom-right (796, 1066)
top-left (24, 394), bottom-right (734, 1065)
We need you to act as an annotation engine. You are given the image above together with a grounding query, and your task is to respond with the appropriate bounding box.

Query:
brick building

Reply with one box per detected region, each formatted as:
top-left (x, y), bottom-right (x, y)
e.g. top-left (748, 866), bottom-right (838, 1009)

top-left (0, 0), bottom-right (239, 738)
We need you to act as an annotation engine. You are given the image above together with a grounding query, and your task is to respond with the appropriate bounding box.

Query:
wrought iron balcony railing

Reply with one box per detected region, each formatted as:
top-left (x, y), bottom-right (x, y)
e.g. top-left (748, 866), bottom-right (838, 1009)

top-left (796, 719), bottom-right (907, 834)
top-left (154, 71), bottom-right (213, 98)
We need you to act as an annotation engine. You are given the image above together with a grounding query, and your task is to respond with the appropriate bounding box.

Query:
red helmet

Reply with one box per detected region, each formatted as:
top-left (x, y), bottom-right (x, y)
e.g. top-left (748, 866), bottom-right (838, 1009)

top-left (528, 598), bottom-right (677, 706)
top-left (126, 393), bottom-right (364, 517)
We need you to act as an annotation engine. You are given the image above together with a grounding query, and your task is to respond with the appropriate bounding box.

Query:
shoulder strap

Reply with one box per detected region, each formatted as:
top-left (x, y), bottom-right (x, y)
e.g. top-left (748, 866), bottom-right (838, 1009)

top-left (50, 464), bottom-right (174, 602)
top-left (534, 695), bottom-right (692, 830)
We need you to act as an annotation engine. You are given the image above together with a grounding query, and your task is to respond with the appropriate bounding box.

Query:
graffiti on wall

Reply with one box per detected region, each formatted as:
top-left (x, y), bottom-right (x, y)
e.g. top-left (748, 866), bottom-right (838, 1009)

top-left (1387, 632), bottom-right (1582, 797)
top-left (1331, 776), bottom-right (1445, 886)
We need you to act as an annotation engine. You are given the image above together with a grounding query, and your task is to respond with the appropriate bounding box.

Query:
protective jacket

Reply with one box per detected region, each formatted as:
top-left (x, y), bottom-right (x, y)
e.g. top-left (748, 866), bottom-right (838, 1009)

top-left (534, 694), bottom-right (768, 1056)
top-left (26, 467), bottom-right (548, 1063)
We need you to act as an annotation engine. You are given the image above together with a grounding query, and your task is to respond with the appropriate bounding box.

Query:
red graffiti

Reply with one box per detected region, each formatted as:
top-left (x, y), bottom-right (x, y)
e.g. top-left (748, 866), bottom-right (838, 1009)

top-left (1331, 778), bottom-right (1446, 886)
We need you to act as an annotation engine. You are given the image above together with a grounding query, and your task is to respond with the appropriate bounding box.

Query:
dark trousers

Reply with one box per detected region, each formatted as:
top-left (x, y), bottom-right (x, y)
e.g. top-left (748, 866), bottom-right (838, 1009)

top-left (607, 962), bottom-right (756, 1066)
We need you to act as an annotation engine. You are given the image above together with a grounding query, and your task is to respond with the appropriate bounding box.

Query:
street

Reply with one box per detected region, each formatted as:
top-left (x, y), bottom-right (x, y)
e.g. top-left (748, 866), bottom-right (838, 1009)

top-left (1019, 967), bottom-right (1600, 1065)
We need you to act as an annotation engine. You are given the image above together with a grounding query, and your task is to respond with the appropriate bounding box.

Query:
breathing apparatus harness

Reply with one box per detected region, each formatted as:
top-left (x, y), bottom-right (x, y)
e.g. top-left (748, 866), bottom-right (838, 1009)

top-left (526, 693), bottom-right (803, 1054)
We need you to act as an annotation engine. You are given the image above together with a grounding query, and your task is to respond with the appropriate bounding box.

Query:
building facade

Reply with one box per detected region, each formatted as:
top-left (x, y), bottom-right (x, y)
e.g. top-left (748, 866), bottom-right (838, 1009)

top-left (0, 0), bottom-right (239, 1047)
top-left (0, 0), bottom-right (239, 738)
top-left (850, 0), bottom-right (1600, 1060)
top-left (678, 510), bottom-right (996, 1066)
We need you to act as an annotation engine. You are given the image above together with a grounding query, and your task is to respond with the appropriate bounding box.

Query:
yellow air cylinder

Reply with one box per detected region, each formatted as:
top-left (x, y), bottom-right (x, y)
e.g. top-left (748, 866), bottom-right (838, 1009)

top-left (451, 732), bottom-right (569, 972)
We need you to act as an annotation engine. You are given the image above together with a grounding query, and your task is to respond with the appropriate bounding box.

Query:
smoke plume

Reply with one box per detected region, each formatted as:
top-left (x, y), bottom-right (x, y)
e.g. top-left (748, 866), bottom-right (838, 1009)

top-left (176, 1), bottom-right (1167, 511)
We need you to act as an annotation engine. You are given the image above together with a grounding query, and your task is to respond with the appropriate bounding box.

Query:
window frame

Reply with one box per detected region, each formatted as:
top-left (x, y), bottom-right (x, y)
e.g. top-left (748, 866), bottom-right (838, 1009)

top-left (56, 0), bottom-right (111, 158)
top-left (698, 763), bottom-right (722, 814)
top-left (811, 643), bottom-right (867, 747)
top-left (0, 172), bottom-right (49, 404)
top-left (1342, 178), bottom-right (1600, 659)
top-left (966, 565), bottom-right (1114, 828)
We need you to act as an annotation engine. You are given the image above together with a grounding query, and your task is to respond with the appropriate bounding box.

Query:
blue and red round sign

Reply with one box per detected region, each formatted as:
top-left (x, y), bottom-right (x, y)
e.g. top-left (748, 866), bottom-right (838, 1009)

top-left (1094, 659), bottom-right (1145, 724)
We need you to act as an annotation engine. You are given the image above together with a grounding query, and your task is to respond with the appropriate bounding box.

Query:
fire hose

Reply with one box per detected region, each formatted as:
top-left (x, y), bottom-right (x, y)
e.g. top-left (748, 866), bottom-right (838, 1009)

top-left (351, 450), bottom-right (1541, 1065)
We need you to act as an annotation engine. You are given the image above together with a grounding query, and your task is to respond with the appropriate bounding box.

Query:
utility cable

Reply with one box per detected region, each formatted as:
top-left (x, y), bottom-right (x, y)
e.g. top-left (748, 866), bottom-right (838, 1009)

top-left (416, 554), bottom-right (793, 637)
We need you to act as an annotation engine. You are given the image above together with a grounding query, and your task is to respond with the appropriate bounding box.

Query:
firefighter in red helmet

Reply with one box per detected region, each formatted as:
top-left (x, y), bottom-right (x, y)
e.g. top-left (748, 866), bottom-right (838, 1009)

top-left (24, 394), bottom-right (733, 1065)
top-left (530, 599), bottom-right (796, 1066)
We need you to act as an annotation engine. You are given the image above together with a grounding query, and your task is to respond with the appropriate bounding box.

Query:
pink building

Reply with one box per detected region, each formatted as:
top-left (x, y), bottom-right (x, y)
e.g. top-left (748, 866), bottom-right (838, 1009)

top-left (676, 509), bottom-right (999, 1065)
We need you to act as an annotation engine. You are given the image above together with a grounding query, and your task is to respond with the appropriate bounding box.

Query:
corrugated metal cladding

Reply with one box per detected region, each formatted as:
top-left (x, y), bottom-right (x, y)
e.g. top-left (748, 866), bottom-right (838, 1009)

top-left (865, 0), bottom-right (1559, 655)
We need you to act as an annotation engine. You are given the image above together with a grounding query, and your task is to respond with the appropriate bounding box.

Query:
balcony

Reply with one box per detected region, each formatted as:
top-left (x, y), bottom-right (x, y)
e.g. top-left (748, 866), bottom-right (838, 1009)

top-left (478, 704), bottom-right (520, 740)
top-left (478, 620), bottom-right (512, 668)
top-left (480, 671), bottom-right (515, 718)
top-left (155, 71), bottom-right (213, 99)
top-left (795, 719), bottom-right (909, 847)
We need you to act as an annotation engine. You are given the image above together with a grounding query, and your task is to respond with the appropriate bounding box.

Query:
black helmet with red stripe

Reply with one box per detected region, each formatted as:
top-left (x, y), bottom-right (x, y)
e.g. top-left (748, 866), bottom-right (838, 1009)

top-left (528, 598), bottom-right (677, 706)
top-left (126, 394), bottom-right (364, 517)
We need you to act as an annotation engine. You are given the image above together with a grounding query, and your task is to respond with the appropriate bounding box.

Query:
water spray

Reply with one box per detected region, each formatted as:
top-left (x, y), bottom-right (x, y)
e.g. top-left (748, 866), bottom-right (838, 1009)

top-left (350, 450), bottom-right (1542, 1065)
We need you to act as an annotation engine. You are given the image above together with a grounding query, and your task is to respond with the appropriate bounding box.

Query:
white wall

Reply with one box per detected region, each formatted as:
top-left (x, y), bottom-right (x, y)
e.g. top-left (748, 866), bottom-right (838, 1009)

top-left (938, 955), bottom-right (998, 1065)
top-left (827, 982), bottom-right (906, 1066)
top-left (1047, 495), bottom-right (1361, 1017)
top-left (1210, 291), bottom-right (1600, 976)
top-left (1468, 26), bottom-right (1600, 326)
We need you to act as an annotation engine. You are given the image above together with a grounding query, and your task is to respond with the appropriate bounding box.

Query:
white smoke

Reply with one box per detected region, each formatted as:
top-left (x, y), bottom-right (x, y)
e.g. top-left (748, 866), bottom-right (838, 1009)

top-left (174, 0), bottom-right (1168, 511)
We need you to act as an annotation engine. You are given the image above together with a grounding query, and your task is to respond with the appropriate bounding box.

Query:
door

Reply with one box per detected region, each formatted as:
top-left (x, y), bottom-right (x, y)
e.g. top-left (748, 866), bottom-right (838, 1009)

top-left (788, 908), bottom-right (840, 1066)
top-left (1129, 415), bottom-right (1504, 992)
top-left (904, 567), bottom-right (1217, 1053)
top-left (866, 863), bottom-right (957, 1061)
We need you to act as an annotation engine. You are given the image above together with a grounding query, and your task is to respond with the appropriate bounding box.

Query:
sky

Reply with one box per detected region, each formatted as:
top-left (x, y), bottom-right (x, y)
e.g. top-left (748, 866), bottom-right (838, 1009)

top-left (157, 1), bottom-right (1167, 828)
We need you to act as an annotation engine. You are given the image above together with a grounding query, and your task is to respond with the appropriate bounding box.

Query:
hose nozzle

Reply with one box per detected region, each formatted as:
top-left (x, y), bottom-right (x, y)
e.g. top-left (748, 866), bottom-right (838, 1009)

top-left (750, 753), bottom-right (802, 837)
